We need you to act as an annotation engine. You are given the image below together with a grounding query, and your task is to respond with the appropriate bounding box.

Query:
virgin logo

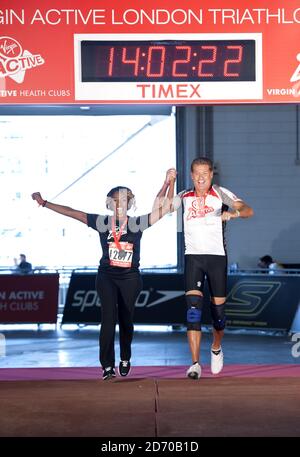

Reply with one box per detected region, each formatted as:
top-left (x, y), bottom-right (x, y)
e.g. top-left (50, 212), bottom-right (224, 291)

top-left (0, 36), bottom-right (22, 59)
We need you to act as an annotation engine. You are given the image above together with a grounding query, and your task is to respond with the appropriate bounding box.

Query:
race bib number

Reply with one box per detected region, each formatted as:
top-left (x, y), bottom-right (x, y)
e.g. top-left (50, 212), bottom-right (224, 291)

top-left (109, 242), bottom-right (133, 268)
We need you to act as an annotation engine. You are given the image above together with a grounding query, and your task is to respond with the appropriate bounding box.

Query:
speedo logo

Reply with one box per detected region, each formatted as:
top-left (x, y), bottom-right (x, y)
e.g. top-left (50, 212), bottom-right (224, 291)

top-left (0, 36), bottom-right (45, 83)
top-left (70, 289), bottom-right (184, 312)
top-left (69, 282), bottom-right (282, 316)
top-left (135, 290), bottom-right (184, 308)
top-left (71, 290), bottom-right (100, 312)
top-left (226, 280), bottom-right (281, 317)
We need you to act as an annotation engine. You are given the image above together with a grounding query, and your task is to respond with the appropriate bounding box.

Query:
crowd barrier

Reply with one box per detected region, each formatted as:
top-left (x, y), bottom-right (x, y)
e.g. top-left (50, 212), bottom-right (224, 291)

top-left (62, 271), bottom-right (300, 332)
top-left (1, 268), bottom-right (300, 332)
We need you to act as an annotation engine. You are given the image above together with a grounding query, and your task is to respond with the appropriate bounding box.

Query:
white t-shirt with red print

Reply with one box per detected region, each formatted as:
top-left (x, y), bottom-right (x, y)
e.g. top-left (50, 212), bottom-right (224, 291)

top-left (173, 185), bottom-right (241, 256)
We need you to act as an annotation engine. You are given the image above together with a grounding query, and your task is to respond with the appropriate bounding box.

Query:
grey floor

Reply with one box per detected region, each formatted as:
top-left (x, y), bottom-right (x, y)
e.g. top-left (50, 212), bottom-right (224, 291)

top-left (0, 323), bottom-right (299, 369)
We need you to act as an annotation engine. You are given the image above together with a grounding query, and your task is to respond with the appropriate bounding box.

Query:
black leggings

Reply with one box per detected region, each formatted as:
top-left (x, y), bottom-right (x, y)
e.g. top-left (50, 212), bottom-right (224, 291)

top-left (96, 272), bottom-right (142, 369)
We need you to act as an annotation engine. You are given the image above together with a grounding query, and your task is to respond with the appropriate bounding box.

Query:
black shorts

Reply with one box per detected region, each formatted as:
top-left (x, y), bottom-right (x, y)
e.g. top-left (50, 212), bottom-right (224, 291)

top-left (185, 254), bottom-right (227, 297)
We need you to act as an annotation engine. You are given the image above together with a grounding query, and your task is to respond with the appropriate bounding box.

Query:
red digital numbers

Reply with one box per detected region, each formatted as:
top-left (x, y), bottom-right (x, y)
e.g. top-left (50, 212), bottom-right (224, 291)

top-left (121, 46), bottom-right (140, 76)
top-left (198, 46), bottom-right (217, 77)
top-left (172, 46), bottom-right (191, 77)
top-left (146, 46), bottom-right (165, 77)
top-left (224, 46), bottom-right (243, 77)
top-left (108, 44), bottom-right (244, 79)
top-left (79, 40), bottom-right (253, 82)
top-left (108, 47), bottom-right (114, 76)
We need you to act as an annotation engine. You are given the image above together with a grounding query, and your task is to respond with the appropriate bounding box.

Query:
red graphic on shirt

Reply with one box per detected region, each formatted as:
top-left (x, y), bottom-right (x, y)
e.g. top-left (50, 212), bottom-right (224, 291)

top-left (186, 198), bottom-right (214, 220)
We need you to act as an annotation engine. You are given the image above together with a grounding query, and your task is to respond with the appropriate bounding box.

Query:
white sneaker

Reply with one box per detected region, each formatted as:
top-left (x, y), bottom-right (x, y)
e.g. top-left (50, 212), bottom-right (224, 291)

top-left (211, 347), bottom-right (224, 374)
top-left (186, 362), bottom-right (202, 379)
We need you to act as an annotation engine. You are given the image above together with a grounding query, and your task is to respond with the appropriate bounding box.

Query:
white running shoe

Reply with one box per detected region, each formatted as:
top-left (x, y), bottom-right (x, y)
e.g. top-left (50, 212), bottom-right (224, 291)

top-left (186, 362), bottom-right (202, 379)
top-left (211, 347), bottom-right (224, 374)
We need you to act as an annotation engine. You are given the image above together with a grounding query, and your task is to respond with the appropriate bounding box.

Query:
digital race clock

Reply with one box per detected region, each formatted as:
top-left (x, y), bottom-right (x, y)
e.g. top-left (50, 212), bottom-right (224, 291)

top-left (74, 34), bottom-right (262, 103)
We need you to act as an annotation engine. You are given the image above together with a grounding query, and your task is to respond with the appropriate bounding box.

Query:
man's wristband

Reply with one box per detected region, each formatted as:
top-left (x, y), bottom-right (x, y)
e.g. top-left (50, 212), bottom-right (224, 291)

top-left (235, 209), bottom-right (240, 217)
top-left (42, 200), bottom-right (47, 207)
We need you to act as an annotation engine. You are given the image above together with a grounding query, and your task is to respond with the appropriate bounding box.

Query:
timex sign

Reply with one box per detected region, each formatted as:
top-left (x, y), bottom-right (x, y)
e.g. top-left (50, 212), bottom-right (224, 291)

top-left (74, 33), bottom-right (262, 102)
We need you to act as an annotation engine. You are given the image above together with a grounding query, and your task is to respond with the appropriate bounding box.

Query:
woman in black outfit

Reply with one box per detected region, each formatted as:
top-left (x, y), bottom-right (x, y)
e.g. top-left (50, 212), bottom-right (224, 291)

top-left (32, 168), bottom-right (176, 379)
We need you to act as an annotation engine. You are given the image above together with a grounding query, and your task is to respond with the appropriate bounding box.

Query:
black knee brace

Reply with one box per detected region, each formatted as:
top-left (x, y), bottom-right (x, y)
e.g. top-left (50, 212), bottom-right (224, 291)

top-left (210, 302), bottom-right (226, 331)
top-left (186, 294), bottom-right (203, 331)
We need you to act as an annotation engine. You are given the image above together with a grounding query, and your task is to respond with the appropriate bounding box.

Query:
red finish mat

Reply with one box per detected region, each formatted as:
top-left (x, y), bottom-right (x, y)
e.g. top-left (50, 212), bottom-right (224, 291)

top-left (1, 364), bottom-right (300, 381)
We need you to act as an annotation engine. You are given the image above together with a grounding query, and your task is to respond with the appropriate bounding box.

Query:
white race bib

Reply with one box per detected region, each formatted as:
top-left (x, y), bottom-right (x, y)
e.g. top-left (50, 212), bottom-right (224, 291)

top-left (108, 242), bottom-right (133, 268)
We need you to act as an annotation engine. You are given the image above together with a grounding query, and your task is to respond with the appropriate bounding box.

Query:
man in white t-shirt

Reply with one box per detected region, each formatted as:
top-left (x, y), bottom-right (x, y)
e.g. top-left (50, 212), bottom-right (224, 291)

top-left (173, 157), bottom-right (254, 379)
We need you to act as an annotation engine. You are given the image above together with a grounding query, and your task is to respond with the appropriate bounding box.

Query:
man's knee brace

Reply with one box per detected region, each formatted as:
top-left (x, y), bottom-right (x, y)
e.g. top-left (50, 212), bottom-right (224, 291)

top-left (186, 294), bottom-right (203, 331)
top-left (210, 302), bottom-right (226, 331)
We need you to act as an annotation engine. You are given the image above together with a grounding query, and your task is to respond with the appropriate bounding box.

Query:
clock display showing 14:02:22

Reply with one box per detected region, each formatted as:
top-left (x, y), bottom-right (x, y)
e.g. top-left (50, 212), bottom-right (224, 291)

top-left (81, 40), bottom-right (256, 83)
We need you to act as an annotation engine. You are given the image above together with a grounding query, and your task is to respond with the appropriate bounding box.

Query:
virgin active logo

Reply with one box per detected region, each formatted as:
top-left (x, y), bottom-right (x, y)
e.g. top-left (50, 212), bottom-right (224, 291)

top-left (0, 36), bottom-right (45, 82)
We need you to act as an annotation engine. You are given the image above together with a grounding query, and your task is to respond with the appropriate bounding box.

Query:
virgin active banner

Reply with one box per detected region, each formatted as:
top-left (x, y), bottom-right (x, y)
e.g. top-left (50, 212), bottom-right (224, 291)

top-left (62, 272), bottom-right (300, 331)
top-left (0, 274), bottom-right (59, 323)
top-left (0, 0), bottom-right (300, 104)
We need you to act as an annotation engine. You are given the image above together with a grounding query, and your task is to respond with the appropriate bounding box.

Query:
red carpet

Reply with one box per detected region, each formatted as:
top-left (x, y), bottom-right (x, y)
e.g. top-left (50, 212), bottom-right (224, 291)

top-left (1, 364), bottom-right (300, 381)
top-left (0, 376), bottom-right (299, 436)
